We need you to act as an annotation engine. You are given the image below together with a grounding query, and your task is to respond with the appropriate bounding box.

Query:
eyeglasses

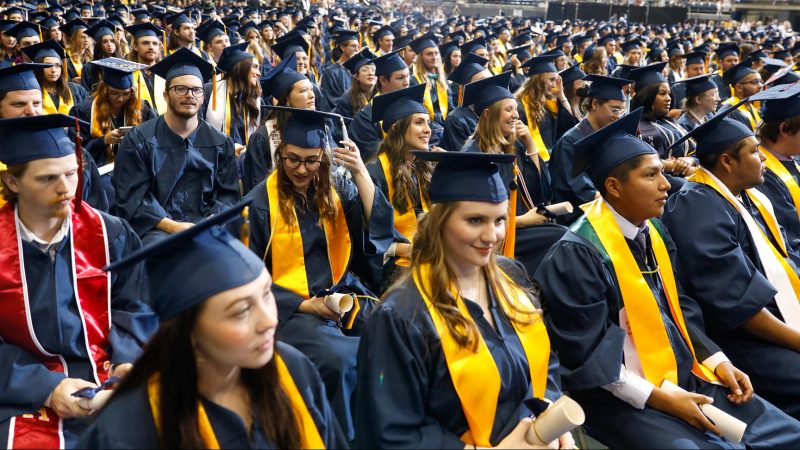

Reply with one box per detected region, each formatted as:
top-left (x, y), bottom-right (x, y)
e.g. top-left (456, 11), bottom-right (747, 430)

top-left (607, 105), bottom-right (626, 116)
top-left (280, 153), bottom-right (322, 170)
top-left (108, 90), bottom-right (132, 99)
top-left (169, 85), bottom-right (205, 98)
top-left (738, 79), bottom-right (763, 87)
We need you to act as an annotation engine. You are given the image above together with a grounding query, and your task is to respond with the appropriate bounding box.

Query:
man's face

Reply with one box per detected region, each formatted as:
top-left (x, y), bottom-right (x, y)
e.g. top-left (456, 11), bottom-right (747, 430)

top-left (685, 63), bottom-right (704, 78)
top-left (177, 23), bottom-right (196, 44)
top-left (3, 154), bottom-right (79, 220)
top-left (0, 89), bottom-right (43, 118)
top-left (134, 36), bottom-right (160, 63)
top-left (380, 68), bottom-right (410, 93)
top-left (721, 55), bottom-right (739, 71)
top-left (378, 35), bottom-right (393, 52)
top-left (165, 75), bottom-right (203, 118)
top-left (18, 35), bottom-right (40, 50)
top-left (736, 73), bottom-right (762, 98)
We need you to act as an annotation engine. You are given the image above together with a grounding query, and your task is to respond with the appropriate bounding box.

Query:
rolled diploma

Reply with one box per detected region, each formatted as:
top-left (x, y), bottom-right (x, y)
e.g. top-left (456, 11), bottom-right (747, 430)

top-left (324, 293), bottom-right (354, 314)
top-left (660, 380), bottom-right (747, 443)
top-left (526, 396), bottom-right (585, 445)
top-left (545, 202), bottom-right (574, 216)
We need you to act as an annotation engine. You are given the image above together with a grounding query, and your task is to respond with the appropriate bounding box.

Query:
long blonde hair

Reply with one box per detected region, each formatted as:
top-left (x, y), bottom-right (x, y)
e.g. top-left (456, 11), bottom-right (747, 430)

top-left (413, 50), bottom-right (448, 96)
top-left (516, 73), bottom-right (548, 127)
top-left (377, 115), bottom-right (432, 213)
top-left (400, 202), bottom-right (536, 350)
top-left (470, 101), bottom-right (515, 155)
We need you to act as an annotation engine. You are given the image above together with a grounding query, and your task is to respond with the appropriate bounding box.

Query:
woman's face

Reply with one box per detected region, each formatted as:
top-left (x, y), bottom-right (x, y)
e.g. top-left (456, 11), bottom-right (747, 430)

top-left (77, 30), bottom-right (90, 50)
top-left (261, 26), bottom-right (274, 41)
top-left (443, 200), bottom-right (509, 274)
top-left (356, 63), bottom-right (376, 90)
top-left (193, 269), bottom-right (278, 370)
top-left (449, 50), bottom-right (462, 69)
top-left (49, 27), bottom-right (62, 42)
top-left (41, 56), bottom-right (62, 83)
top-left (495, 98), bottom-right (519, 137)
top-left (590, 98), bottom-right (625, 128)
top-left (287, 79), bottom-right (315, 109)
top-left (107, 85), bottom-right (132, 109)
top-left (402, 112), bottom-right (431, 151)
top-left (696, 88), bottom-right (720, 115)
top-left (280, 144), bottom-right (323, 191)
top-left (571, 79), bottom-right (587, 97)
top-left (100, 34), bottom-right (116, 56)
top-left (247, 58), bottom-right (261, 87)
top-left (652, 82), bottom-right (672, 116)
top-left (1, 32), bottom-right (15, 49)
top-left (295, 51), bottom-right (309, 74)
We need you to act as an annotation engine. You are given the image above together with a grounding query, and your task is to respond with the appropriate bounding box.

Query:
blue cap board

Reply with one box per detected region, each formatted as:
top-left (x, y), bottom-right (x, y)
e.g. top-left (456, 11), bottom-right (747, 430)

top-left (265, 106), bottom-right (333, 148)
top-left (0, 113), bottom-right (89, 165)
top-left (272, 31), bottom-right (309, 60)
top-left (447, 52), bottom-right (489, 85)
top-left (149, 47), bottom-right (214, 83)
top-left (629, 61), bottom-right (668, 90)
top-left (372, 50), bottom-right (406, 78)
top-left (583, 74), bottom-right (632, 101)
top-left (90, 57), bottom-right (147, 89)
top-left (216, 42), bottom-right (254, 73)
top-left (411, 151), bottom-right (515, 203)
top-left (673, 73), bottom-right (717, 97)
top-left (751, 82), bottom-right (800, 121)
top-left (20, 38), bottom-right (63, 61)
top-left (259, 54), bottom-right (305, 101)
top-left (520, 54), bottom-right (558, 75)
top-left (342, 48), bottom-right (376, 75)
top-left (0, 63), bottom-right (48, 93)
top-left (371, 83), bottom-right (427, 132)
top-left (461, 71), bottom-right (514, 116)
top-left (125, 22), bottom-right (162, 40)
top-left (667, 102), bottom-right (755, 159)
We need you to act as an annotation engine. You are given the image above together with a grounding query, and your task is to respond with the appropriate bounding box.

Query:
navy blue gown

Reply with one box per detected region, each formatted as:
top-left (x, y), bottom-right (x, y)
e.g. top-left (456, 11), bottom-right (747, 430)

top-left (348, 102), bottom-right (382, 162)
top-left (0, 211), bottom-right (158, 449)
top-left (662, 181), bottom-right (800, 419)
top-left (535, 217), bottom-right (800, 447)
top-left (355, 258), bottom-right (562, 448)
top-left (320, 62), bottom-right (351, 108)
top-left (112, 116), bottom-right (241, 244)
top-left (548, 118), bottom-right (596, 225)
top-left (76, 343), bottom-right (348, 449)
top-left (441, 105), bottom-right (478, 152)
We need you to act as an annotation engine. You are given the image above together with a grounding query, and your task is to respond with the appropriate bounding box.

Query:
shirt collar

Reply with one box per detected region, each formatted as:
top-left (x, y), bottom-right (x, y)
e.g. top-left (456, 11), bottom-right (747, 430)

top-left (604, 199), bottom-right (646, 240)
top-left (16, 205), bottom-right (70, 247)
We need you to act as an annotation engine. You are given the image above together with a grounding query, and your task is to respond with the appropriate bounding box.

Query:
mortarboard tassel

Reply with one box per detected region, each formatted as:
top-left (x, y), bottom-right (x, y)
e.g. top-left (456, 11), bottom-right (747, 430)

top-left (212, 71), bottom-right (217, 110)
top-left (240, 206), bottom-right (250, 247)
top-left (74, 118), bottom-right (84, 212)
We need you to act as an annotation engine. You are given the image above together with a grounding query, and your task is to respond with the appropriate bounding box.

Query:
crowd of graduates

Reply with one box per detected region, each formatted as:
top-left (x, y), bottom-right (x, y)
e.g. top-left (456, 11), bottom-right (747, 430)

top-left (4, 0), bottom-right (800, 448)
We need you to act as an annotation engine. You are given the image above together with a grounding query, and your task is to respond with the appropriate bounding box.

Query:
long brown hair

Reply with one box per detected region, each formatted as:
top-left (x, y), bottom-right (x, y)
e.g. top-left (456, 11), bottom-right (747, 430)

top-left (226, 58), bottom-right (261, 131)
top-left (582, 46), bottom-right (607, 76)
top-left (68, 29), bottom-right (90, 63)
top-left (92, 33), bottom-right (121, 60)
top-left (93, 82), bottom-right (144, 162)
top-left (516, 73), bottom-right (548, 126)
top-left (274, 141), bottom-right (337, 227)
top-left (377, 115), bottom-right (432, 213)
top-left (399, 202), bottom-right (537, 350)
top-left (106, 303), bottom-right (301, 449)
top-left (470, 101), bottom-right (516, 155)
top-left (33, 60), bottom-right (71, 105)
top-left (348, 67), bottom-right (376, 114)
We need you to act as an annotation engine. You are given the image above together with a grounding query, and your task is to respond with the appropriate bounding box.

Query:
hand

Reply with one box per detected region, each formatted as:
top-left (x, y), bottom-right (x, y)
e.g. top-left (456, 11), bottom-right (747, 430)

top-left (515, 120), bottom-right (534, 148)
top-left (395, 242), bottom-right (412, 258)
top-left (234, 143), bottom-right (247, 158)
top-left (334, 139), bottom-right (366, 177)
top-left (667, 108), bottom-right (682, 120)
top-left (646, 386), bottom-right (721, 435)
top-left (714, 361), bottom-right (754, 405)
top-left (517, 209), bottom-right (550, 228)
top-left (558, 432), bottom-right (576, 449)
top-left (554, 76), bottom-right (566, 100)
top-left (511, 54), bottom-right (522, 71)
top-left (104, 129), bottom-right (124, 146)
top-left (73, 77), bottom-right (81, 84)
top-left (111, 363), bottom-right (133, 379)
top-left (430, 146), bottom-right (446, 152)
top-left (47, 378), bottom-right (97, 419)
top-left (298, 296), bottom-right (342, 321)
top-left (668, 157), bottom-right (692, 176)
top-left (169, 222), bottom-right (194, 234)
top-left (494, 418), bottom-right (550, 449)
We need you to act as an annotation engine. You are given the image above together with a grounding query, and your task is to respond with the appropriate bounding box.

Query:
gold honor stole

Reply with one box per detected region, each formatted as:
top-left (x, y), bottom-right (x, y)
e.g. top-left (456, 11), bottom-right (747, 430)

top-left (724, 96), bottom-right (762, 131)
top-left (0, 162), bottom-right (5, 208)
top-left (521, 100), bottom-right (551, 162)
top-left (224, 95), bottom-right (250, 145)
top-left (67, 50), bottom-right (83, 77)
top-left (689, 169), bottom-right (800, 296)
top-left (578, 199), bottom-right (718, 386)
top-left (414, 73), bottom-right (449, 120)
top-left (265, 172), bottom-right (351, 299)
top-left (133, 69), bottom-right (168, 114)
top-left (501, 164), bottom-right (525, 258)
top-left (412, 263), bottom-right (550, 447)
top-left (763, 149), bottom-right (800, 222)
top-left (147, 354), bottom-right (325, 449)
top-left (378, 153), bottom-right (429, 267)
top-left (42, 87), bottom-right (74, 114)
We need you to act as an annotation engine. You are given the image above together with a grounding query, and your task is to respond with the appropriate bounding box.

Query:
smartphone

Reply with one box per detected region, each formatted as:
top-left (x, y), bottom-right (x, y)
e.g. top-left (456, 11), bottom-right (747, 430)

top-left (118, 126), bottom-right (133, 134)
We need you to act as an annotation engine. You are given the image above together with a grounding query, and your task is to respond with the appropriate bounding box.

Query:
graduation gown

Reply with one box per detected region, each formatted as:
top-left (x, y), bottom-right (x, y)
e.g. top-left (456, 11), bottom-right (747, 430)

top-left (758, 156), bottom-right (800, 255)
top-left (638, 118), bottom-right (691, 194)
top-left (549, 118), bottom-right (596, 225)
top-left (112, 116), bottom-right (240, 243)
top-left (244, 172), bottom-right (394, 440)
top-left (44, 82), bottom-right (88, 115)
top-left (662, 181), bottom-right (800, 419)
top-left (348, 102), bottom-right (382, 162)
top-left (355, 258), bottom-right (562, 449)
top-left (0, 207), bottom-right (158, 449)
top-left (712, 73), bottom-right (731, 103)
top-left (441, 105), bottom-right (478, 152)
top-left (240, 119), bottom-right (280, 195)
top-left (670, 81), bottom-right (687, 110)
top-left (534, 217), bottom-right (800, 448)
top-left (319, 62), bottom-right (351, 108)
top-left (676, 111), bottom-right (711, 133)
top-left (518, 100), bottom-right (576, 154)
top-left (76, 343), bottom-right (348, 449)
top-left (79, 63), bottom-right (100, 93)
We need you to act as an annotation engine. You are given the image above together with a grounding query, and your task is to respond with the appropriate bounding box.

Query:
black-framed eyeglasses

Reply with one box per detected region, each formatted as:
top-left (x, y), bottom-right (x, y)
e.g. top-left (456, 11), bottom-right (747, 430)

top-left (280, 152), bottom-right (322, 170)
top-left (169, 85), bottom-right (204, 98)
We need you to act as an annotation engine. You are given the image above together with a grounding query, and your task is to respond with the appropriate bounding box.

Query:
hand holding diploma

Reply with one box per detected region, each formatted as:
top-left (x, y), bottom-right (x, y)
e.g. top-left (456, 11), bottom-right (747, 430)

top-left (525, 396), bottom-right (584, 447)
top-left (660, 380), bottom-right (747, 443)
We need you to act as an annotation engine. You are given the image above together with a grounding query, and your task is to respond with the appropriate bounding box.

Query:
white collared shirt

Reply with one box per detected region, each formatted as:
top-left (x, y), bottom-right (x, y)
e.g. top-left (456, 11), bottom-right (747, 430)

top-left (16, 205), bottom-right (70, 261)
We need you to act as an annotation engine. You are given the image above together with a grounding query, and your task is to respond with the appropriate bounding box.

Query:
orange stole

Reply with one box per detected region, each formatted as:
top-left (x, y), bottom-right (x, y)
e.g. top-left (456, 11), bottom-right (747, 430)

top-left (378, 152), bottom-right (429, 266)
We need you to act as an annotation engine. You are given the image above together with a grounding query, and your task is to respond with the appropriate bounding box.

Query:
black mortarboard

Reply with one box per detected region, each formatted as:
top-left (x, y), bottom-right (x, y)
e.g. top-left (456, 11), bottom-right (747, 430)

top-left (0, 63), bottom-right (47, 93)
top-left (681, 51), bottom-right (707, 66)
top-left (266, 106), bottom-right (333, 148)
top-left (620, 39), bottom-right (641, 54)
top-left (334, 29), bottom-right (359, 45)
top-left (560, 64), bottom-right (587, 86)
top-left (260, 54), bottom-right (304, 100)
top-left (461, 71), bottom-right (514, 116)
top-left (372, 50), bottom-right (407, 78)
top-left (439, 41), bottom-right (460, 61)
top-left (409, 31), bottom-right (438, 54)
top-left (673, 73), bottom-right (717, 97)
top-left (149, 47), bottom-right (214, 83)
top-left (216, 42), bottom-right (253, 74)
top-left (342, 48), bottom-right (376, 75)
top-left (583, 74), bottom-right (631, 101)
top-left (371, 83), bottom-right (427, 132)
top-left (460, 37), bottom-right (486, 55)
top-left (668, 103), bottom-right (754, 160)
top-left (752, 82), bottom-right (800, 121)
top-left (371, 24), bottom-right (394, 43)
top-left (272, 31), bottom-right (309, 60)
top-left (629, 61), bottom-right (667, 90)
top-left (0, 113), bottom-right (87, 165)
top-left (196, 20), bottom-right (226, 43)
top-left (447, 52), bottom-right (489, 85)
top-left (411, 151), bottom-right (515, 204)
top-left (722, 60), bottom-right (756, 86)
top-left (8, 20), bottom-right (40, 39)
top-left (59, 17), bottom-right (86, 36)
top-left (715, 42), bottom-right (740, 59)
top-left (90, 57), bottom-right (146, 89)
top-left (125, 22), bottom-right (162, 40)
top-left (20, 38), bottom-right (63, 61)
top-left (85, 18), bottom-right (114, 40)
top-left (520, 54), bottom-right (558, 75)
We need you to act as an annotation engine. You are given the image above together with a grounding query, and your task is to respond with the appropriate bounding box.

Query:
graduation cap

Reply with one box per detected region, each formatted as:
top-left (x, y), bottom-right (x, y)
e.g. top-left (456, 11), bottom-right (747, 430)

top-left (342, 48), bottom-right (376, 75)
top-left (722, 59), bottom-right (756, 86)
top-left (334, 29), bottom-right (359, 45)
top-left (2, 6), bottom-right (25, 18)
top-left (371, 83), bottom-right (427, 132)
top-left (0, 62), bottom-right (49, 94)
top-left (629, 61), bottom-right (667, 90)
top-left (260, 54), bottom-right (305, 101)
top-left (125, 22), bottom-right (163, 40)
top-left (439, 41), bottom-right (460, 62)
top-left (7, 20), bottom-right (40, 39)
top-left (85, 18), bottom-right (114, 40)
top-left (104, 201), bottom-right (263, 321)
top-left (20, 38), bottom-right (62, 61)
top-left (130, 7), bottom-right (148, 21)
top-left (90, 57), bottom-right (146, 89)
top-left (216, 42), bottom-right (254, 74)
top-left (264, 107), bottom-right (333, 149)
top-left (166, 11), bottom-right (191, 28)
top-left (411, 151), bottom-right (515, 204)
top-left (560, 64), bottom-right (587, 86)
top-left (409, 31), bottom-right (438, 54)
top-left (371, 24), bottom-right (394, 43)
top-left (668, 103), bottom-right (754, 160)
top-left (150, 47), bottom-right (214, 83)
top-left (460, 71), bottom-right (513, 122)
top-left (752, 82), bottom-right (800, 121)
top-left (715, 42), bottom-right (740, 59)
top-left (583, 74), bottom-right (631, 101)
top-left (772, 49), bottom-right (791, 62)
top-left (272, 31), bottom-right (309, 60)
top-left (597, 34), bottom-right (617, 47)
top-left (461, 37), bottom-right (486, 55)
top-left (59, 17), bottom-right (86, 36)
top-left (447, 52), bottom-right (489, 85)
top-left (673, 73), bottom-right (717, 97)
top-left (573, 107), bottom-right (655, 187)
top-left (0, 19), bottom-right (16, 33)
top-left (372, 50), bottom-right (407, 78)
top-left (681, 51), bottom-right (707, 67)
top-left (542, 47), bottom-right (565, 58)
top-left (194, 20), bottom-right (224, 43)
top-left (521, 54), bottom-right (558, 75)
top-left (620, 39), bottom-right (641, 54)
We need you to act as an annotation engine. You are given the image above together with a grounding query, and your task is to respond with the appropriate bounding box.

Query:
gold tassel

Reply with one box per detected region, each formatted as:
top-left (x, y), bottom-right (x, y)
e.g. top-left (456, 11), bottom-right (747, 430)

top-left (240, 206), bottom-right (250, 247)
top-left (212, 72), bottom-right (217, 110)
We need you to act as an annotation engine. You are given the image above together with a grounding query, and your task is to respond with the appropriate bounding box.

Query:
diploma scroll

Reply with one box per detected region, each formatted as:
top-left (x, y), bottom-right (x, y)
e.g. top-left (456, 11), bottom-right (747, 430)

top-left (525, 396), bottom-right (585, 445)
top-left (544, 202), bottom-right (574, 217)
top-left (660, 380), bottom-right (747, 443)
top-left (324, 293), bottom-right (354, 314)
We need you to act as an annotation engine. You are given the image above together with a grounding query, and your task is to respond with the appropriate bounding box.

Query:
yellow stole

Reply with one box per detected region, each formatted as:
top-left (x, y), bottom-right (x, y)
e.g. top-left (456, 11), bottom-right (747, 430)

top-left (378, 153), bottom-right (429, 267)
top-left (501, 165), bottom-right (522, 258)
top-left (414, 73), bottom-right (449, 120)
top-left (42, 87), bottom-right (74, 115)
top-left (89, 97), bottom-right (105, 138)
top-left (580, 199), bottom-right (718, 386)
top-left (67, 50), bottom-right (83, 77)
top-left (133, 69), bottom-right (167, 114)
top-left (724, 96), bottom-right (762, 131)
top-left (412, 263), bottom-right (550, 447)
top-left (224, 96), bottom-right (250, 145)
top-left (521, 100), bottom-right (551, 162)
top-left (147, 354), bottom-right (325, 449)
top-left (265, 172), bottom-right (351, 299)
top-left (0, 162), bottom-right (4, 208)
top-left (763, 149), bottom-right (800, 223)
top-left (689, 169), bottom-right (800, 295)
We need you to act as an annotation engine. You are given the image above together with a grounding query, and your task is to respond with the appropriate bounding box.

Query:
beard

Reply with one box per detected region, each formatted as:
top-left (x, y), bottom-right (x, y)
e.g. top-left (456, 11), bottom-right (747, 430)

top-left (168, 96), bottom-right (199, 119)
